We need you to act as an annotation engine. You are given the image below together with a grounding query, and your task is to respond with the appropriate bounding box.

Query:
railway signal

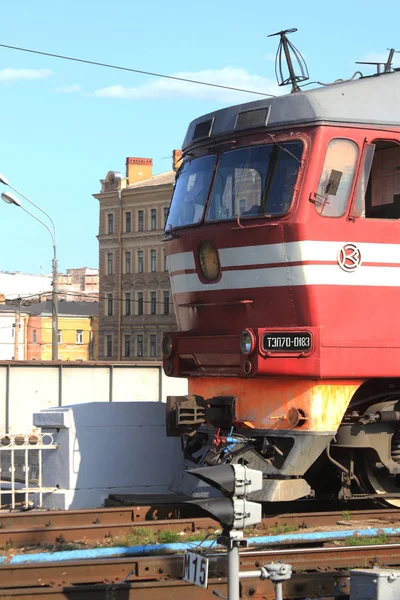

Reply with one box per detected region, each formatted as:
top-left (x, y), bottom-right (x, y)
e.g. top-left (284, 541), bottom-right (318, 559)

top-left (187, 463), bottom-right (263, 530)
top-left (185, 464), bottom-right (292, 599)
top-left (186, 464), bottom-right (262, 600)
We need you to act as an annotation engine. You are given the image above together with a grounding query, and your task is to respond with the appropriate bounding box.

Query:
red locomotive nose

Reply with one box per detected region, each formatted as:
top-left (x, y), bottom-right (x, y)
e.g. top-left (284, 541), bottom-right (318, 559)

top-left (163, 58), bottom-right (400, 506)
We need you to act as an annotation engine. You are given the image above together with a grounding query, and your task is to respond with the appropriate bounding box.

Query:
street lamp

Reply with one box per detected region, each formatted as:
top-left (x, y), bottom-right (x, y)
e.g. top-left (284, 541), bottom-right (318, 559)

top-left (0, 185), bottom-right (59, 361)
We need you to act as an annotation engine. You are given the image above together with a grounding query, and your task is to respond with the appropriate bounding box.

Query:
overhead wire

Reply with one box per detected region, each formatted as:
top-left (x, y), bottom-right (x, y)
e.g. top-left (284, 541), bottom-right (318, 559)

top-left (10, 288), bottom-right (174, 307)
top-left (0, 42), bottom-right (276, 98)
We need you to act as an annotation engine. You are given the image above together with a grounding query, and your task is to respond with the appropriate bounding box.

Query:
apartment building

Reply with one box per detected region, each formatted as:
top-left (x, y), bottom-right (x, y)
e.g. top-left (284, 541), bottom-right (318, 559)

top-left (27, 300), bottom-right (99, 361)
top-left (94, 151), bottom-right (180, 360)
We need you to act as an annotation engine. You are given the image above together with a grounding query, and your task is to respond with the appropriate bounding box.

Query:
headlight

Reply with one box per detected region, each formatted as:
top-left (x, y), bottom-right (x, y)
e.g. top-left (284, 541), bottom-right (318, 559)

top-left (162, 335), bottom-right (173, 357)
top-left (240, 329), bottom-right (255, 355)
top-left (198, 241), bottom-right (220, 281)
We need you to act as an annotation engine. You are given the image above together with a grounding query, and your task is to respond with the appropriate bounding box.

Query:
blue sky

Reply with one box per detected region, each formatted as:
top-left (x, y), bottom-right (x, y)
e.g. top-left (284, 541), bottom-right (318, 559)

top-left (0, 0), bottom-right (399, 275)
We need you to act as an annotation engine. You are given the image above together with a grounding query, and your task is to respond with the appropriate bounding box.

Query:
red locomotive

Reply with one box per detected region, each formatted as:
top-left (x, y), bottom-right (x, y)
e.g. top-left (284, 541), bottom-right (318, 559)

top-left (162, 33), bottom-right (400, 505)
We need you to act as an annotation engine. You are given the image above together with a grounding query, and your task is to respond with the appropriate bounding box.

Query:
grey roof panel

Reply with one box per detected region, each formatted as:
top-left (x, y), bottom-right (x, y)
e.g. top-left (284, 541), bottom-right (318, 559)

top-left (182, 72), bottom-right (400, 150)
top-left (29, 300), bottom-right (99, 316)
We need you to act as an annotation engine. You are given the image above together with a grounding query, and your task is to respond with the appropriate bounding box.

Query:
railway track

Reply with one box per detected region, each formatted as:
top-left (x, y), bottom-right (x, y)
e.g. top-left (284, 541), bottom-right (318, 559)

top-left (0, 505), bottom-right (399, 547)
top-left (0, 543), bottom-right (399, 598)
top-left (0, 505), bottom-right (400, 598)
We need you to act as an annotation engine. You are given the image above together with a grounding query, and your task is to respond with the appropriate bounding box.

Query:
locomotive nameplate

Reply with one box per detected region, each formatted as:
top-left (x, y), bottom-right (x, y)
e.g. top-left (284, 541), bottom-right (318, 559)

top-left (262, 332), bottom-right (312, 353)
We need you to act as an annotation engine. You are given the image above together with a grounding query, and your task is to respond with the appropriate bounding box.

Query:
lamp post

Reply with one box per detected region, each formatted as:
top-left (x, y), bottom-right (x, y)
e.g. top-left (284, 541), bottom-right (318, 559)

top-left (0, 178), bottom-right (58, 361)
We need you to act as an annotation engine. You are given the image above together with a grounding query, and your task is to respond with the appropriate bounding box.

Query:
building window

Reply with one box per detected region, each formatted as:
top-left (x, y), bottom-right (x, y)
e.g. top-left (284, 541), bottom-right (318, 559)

top-left (137, 334), bottom-right (143, 357)
top-left (164, 206), bottom-right (169, 226)
top-left (138, 250), bottom-right (144, 273)
top-left (58, 330), bottom-right (62, 344)
top-left (150, 334), bottom-right (157, 357)
top-left (151, 208), bottom-right (157, 230)
top-left (107, 293), bottom-right (113, 316)
top-left (107, 252), bottom-right (113, 275)
top-left (125, 211), bottom-right (131, 233)
top-left (151, 291), bottom-right (157, 315)
top-left (76, 330), bottom-right (83, 344)
top-left (125, 292), bottom-right (131, 316)
top-left (32, 329), bottom-right (37, 343)
top-left (106, 335), bottom-right (112, 358)
top-left (125, 251), bottom-right (131, 274)
top-left (137, 292), bottom-right (144, 315)
top-left (138, 210), bottom-right (144, 231)
top-left (164, 251), bottom-right (168, 272)
top-left (151, 249), bottom-right (157, 272)
top-left (164, 291), bottom-right (170, 315)
top-left (107, 213), bottom-right (114, 234)
top-left (12, 324), bottom-right (15, 338)
top-left (124, 335), bottom-right (131, 357)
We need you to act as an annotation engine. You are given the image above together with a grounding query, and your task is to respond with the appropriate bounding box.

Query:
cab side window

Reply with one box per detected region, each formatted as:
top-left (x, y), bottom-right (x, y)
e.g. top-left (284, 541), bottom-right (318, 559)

top-left (364, 142), bottom-right (400, 219)
top-left (316, 139), bottom-right (358, 217)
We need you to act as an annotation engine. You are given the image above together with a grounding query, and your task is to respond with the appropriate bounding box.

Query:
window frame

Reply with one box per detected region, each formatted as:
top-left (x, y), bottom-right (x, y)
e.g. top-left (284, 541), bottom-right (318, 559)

top-left (124, 334), bottom-right (131, 357)
top-left (137, 334), bottom-right (143, 357)
top-left (138, 250), bottom-right (144, 273)
top-left (106, 334), bottom-right (113, 358)
top-left (151, 208), bottom-right (157, 230)
top-left (125, 251), bottom-right (131, 275)
top-left (163, 291), bottom-right (170, 315)
top-left (125, 211), bottom-right (132, 233)
top-left (107, 252), bottom-right (113, 275)
top-left (315, 137), bottom-right (359, 219)
top-left (76, 329), bottom-right (84, 344)
top-left (150, 334), bottom-right (157, 357)
top-left (151, 249), bottom-right (157, 272)
top-left (107, 293), bottom-right (113, 316)
top-left (138, 210), bottom-right (144, 232)
top-left (107, 213), bottom-right (114, 234)
top-left (137, 292), bottom-right (144, 315)
top-left (151, 291), bottom-right (157, 315)
top-left (125, 292), bottom-right (131, 316)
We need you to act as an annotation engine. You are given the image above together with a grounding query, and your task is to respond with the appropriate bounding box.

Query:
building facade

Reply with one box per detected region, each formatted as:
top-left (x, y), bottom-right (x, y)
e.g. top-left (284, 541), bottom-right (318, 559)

top-left (58, 267), bottom-right (99, 301)
top-left (27, 300), bottom-right (99, 361)
top-left (95, 152), bottom-right (180, 361)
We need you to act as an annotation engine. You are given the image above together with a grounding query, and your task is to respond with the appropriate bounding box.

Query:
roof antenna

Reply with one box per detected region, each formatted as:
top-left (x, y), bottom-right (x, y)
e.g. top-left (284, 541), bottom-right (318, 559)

top-left (356, 48), bottom-right (399, 74)
top-left (268, 28), bottom-right (309, 93)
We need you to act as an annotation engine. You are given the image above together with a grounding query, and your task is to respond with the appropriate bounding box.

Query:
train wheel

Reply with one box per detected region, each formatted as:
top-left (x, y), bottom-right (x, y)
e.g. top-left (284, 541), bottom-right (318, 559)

top-left (361, 431), bottom-right (400, 507)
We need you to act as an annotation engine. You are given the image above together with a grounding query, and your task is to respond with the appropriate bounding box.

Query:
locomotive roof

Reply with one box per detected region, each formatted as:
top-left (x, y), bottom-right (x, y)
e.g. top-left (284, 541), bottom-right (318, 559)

top-left (182, 71), bottom-right (400, 151)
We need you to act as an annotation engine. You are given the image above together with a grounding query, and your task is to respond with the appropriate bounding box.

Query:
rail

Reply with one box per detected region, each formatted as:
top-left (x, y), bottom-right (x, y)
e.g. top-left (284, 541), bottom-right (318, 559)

top-left (0, 543), bottom-right (399, 598)
top-left (0, 432), bottom-right (58, 509)
top-left (0, 505), bottom-right (400, 547)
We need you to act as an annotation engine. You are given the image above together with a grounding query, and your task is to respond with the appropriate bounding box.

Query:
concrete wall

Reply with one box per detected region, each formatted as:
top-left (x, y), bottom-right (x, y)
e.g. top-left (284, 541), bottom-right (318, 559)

top-left (0, 363), bottom-right (188, 433)
top-left (34, 401), bottom-right (184, 509)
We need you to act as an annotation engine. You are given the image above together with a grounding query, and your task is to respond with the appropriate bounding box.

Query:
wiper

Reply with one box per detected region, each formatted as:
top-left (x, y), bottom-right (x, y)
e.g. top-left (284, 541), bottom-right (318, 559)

top-left (163, 225), bottom-right (180, 240)
top-left (268, 134), bottom-right (302, 164)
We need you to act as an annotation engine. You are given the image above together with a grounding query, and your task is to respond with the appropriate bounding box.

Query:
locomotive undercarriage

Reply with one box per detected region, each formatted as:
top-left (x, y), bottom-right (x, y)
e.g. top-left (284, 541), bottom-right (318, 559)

top-left (167, 388), bottom-right (400, 505)
top-left (330, 395), bottom-right (400, 506)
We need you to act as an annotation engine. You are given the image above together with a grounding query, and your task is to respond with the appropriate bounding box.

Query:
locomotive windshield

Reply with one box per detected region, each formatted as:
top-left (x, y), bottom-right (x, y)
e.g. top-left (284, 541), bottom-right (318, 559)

top-left (166, 141), bottom-right (303, 230)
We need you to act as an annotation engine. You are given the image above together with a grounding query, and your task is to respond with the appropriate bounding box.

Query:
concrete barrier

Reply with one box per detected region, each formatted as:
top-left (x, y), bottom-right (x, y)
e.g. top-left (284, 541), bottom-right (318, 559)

top-left (33, 401), bottom-right (185, 509)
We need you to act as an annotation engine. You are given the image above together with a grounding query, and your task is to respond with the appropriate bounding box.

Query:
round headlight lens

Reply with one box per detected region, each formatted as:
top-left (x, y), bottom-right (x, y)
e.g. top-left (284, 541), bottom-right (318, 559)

top-left (198, 241), bottom-right (220, 281)
top-left (162, 335), bottom-right (173, 358)
top-left (240, 330), bottom-right (255, 355)
top-left (164, 360), bottom-right (173, 376)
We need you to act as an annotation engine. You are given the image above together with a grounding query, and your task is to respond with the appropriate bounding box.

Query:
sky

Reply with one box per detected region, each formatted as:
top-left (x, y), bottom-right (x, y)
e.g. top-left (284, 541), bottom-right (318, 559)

top-left (0, 0), bottom-right (399, 275)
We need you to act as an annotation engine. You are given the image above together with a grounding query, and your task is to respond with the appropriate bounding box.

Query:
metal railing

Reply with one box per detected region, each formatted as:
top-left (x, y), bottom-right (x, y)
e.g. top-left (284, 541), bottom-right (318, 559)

top-left (0, 432), bottom-right (58, 509)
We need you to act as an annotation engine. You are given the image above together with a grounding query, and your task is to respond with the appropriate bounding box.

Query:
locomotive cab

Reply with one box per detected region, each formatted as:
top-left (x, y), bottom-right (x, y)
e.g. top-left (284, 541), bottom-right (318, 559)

top-left (163, 70), bottom-right (400, 504)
